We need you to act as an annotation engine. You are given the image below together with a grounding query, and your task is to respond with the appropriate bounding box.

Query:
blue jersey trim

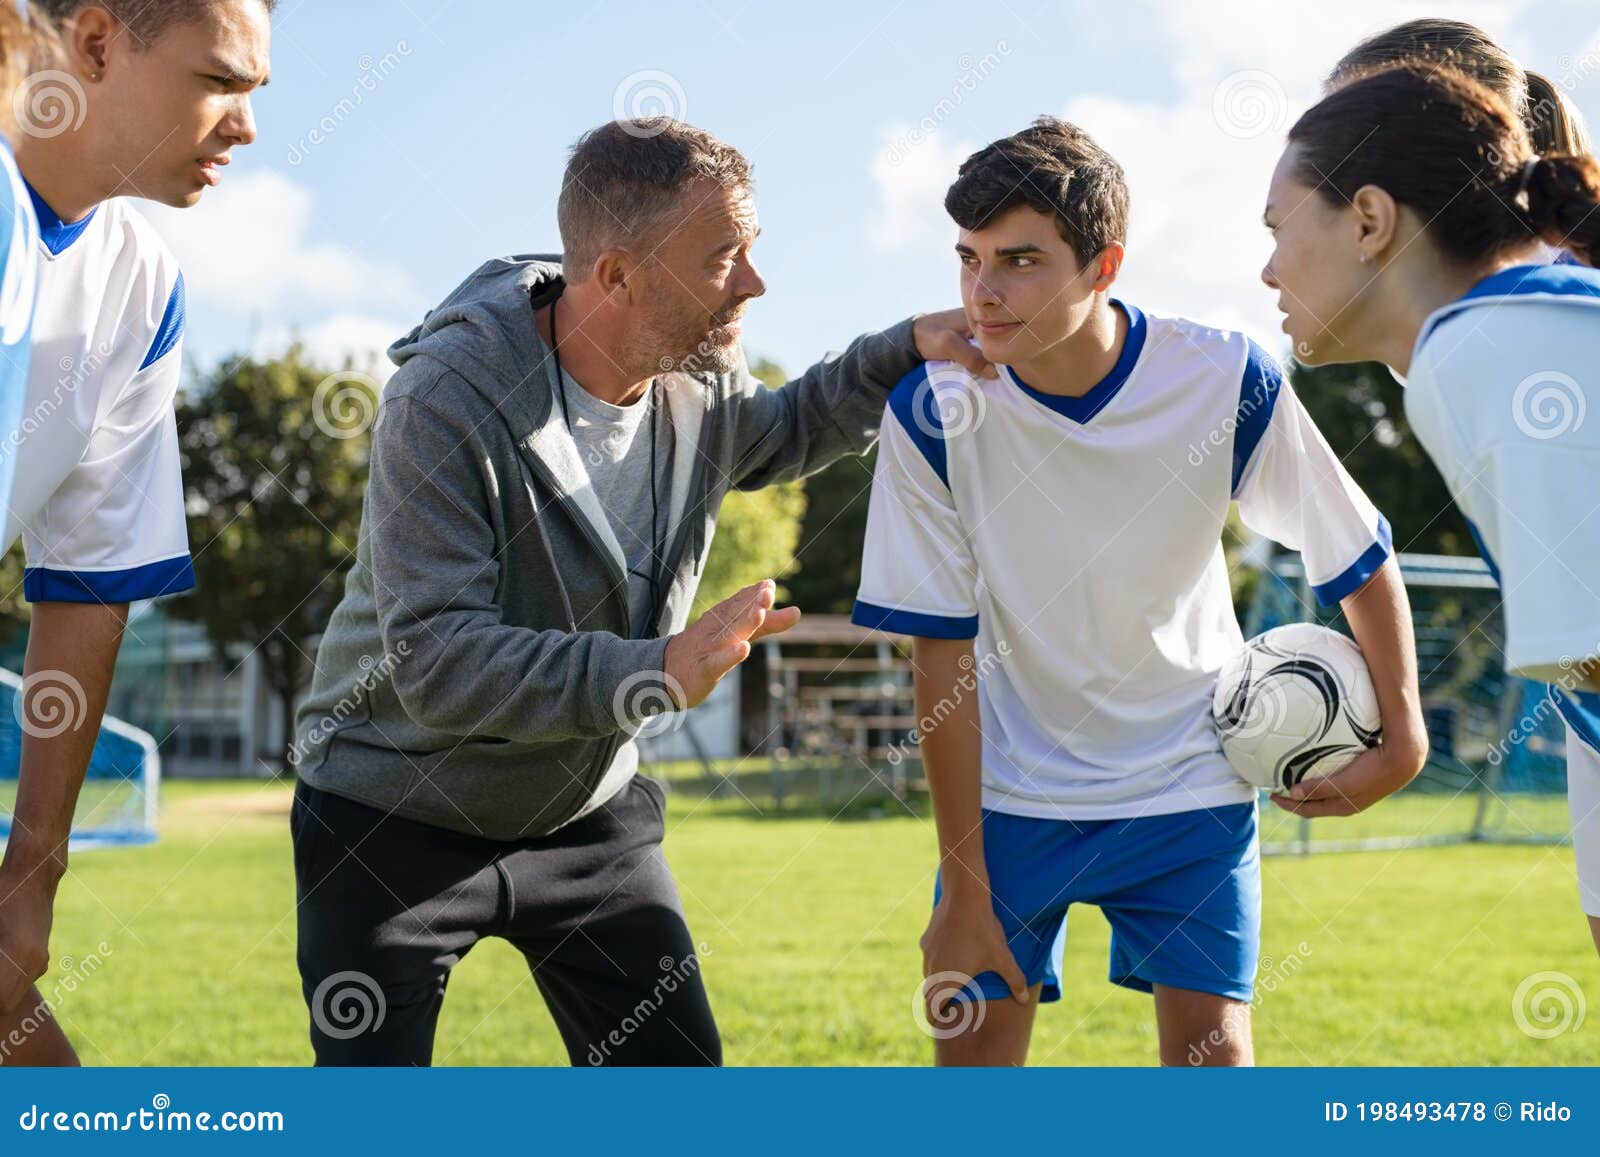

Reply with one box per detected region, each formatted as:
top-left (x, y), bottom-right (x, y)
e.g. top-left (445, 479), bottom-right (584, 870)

top-left (1421, 262), bottom-right (1600, 348)
top-left (25, 556), bottom-right (196, 603)
top-left (1001, 300), bottom-right (1147, 424)
top-left (1555, 689), bottom-right (1600, 754)
top-left (140, 272), bottom-right (186, 371)
top-left (851, 599), bottom-right (978, 639)
top-left (1309, 515), bottom-right (1393, 605)
top-left (1456, 262), bottom-right (1600, 305)
top-left (23, 177), bottom-right (97, 256)
top-left (886, 363), bottom-right (950, 490)
top-left (1230, 340), bottom-right (1283, 497)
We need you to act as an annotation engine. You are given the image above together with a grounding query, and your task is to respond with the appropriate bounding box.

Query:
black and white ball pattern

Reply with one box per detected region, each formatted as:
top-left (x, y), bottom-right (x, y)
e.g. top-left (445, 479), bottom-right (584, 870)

top-left (1212, 622), bottom-right (1382, 792)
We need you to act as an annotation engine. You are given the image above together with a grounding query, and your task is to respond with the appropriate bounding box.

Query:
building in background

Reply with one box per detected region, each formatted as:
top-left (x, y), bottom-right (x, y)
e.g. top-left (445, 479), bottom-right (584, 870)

top-left (0, 604), bottom-right (742, 778)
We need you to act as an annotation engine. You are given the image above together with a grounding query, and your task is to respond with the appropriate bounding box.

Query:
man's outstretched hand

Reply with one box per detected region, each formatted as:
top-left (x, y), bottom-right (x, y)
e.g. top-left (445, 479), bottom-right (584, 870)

top-left (663, 580), bottom-right (801, 710)
top-left (913, 309), bottom-right (996, 379)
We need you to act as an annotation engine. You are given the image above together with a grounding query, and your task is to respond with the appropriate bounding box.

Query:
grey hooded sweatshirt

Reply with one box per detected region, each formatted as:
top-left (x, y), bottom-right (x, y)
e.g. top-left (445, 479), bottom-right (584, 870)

top-left (292, 256), bottom-right (922, 840)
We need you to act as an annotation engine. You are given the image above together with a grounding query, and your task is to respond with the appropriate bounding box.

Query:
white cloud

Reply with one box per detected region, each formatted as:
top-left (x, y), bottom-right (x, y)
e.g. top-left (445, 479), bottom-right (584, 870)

top-left (253, 314), bottom-right (406, 386)
top-left (868, 0), bottom-right (1535, 355)
top-left (868, 128), bottom-right (976, 253)
top-left (141, 169), bottom-right (420, 378)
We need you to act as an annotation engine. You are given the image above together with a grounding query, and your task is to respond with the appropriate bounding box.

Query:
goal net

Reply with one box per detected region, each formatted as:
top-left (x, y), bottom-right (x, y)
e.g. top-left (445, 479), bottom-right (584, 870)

top-left (1246, 551), bottom-right (1573, 855)
top-left (0, 667), bottom-right (161, 850)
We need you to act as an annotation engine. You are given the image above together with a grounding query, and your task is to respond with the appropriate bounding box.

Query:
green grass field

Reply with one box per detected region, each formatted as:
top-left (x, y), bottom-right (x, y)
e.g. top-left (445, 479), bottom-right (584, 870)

top-left (30, 779), bottom-right (1600, 1066)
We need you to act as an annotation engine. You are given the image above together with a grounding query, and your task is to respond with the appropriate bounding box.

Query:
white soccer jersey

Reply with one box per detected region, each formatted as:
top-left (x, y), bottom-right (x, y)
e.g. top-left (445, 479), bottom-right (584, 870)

top-left (853, 302), bottom-right (1392, 818)
top-left (0, 141), bottom-right (37, 522)
top-left (1, 182), bottom-right (194, 603)
top-left (1406, 262), bottom-right (1600, 755)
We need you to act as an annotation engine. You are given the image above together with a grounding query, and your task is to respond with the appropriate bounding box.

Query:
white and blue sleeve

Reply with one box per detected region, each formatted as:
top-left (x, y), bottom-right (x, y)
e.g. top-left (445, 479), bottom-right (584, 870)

top-left (1231, 342), bottom-right (1391, 606)
top-left (851, 366), bottom-right (980, 639)
top-left (22, 274), bottom-right (195, 603)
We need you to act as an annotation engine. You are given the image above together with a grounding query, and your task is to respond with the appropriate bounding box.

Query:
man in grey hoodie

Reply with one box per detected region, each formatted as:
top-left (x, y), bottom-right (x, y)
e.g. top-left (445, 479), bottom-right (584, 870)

top-left (290, 118), bottom-right (990, 1066)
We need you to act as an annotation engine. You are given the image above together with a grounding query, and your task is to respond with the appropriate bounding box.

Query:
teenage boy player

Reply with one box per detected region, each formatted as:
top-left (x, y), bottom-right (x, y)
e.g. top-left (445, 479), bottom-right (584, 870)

top-left (852, 118), bottom-right (1428, 1066)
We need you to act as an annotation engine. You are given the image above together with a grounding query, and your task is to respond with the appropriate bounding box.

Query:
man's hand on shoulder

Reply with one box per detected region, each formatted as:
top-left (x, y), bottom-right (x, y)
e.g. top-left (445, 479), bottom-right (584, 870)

top-left (913, 309), bottom-right (996, 379)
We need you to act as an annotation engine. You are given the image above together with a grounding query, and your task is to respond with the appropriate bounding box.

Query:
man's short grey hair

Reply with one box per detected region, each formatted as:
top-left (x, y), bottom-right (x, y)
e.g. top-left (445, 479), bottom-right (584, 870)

top-left (34, 0), bottom-right (276, 46)
top-left (557, 119), bottom-right (753, 283)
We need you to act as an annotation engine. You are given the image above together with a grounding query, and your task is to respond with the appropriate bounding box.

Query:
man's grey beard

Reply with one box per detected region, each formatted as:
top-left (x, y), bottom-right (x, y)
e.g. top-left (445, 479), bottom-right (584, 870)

top-left (634, 316), bottom-right (743, 376)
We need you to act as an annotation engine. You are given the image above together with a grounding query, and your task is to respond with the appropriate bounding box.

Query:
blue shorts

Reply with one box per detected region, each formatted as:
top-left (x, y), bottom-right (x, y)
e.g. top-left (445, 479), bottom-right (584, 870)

top-left (933, 802), bottom-right (1260, 1003)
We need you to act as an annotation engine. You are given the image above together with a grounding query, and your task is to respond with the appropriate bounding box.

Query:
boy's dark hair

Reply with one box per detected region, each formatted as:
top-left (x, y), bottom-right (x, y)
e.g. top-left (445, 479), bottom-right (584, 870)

top-left (944, 116), bottom-right (1129, 265)
top-left (34, 0), bottom-right (275, 46)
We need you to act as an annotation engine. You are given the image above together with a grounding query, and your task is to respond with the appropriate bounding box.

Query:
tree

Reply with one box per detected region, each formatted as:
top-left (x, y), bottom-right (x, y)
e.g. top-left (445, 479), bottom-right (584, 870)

top-left (785, 448), bottom-right (877, 616)
top-left (173, 348), bottom-right (376, 771)
top-left (734, 355), bottom-right (879, 617)
top-left (1289, 359), bottom-right (1472, 557)
top-left (0, 541), bottom-right (29, 651)
top-left (693, 357), bottom-right (807, 615)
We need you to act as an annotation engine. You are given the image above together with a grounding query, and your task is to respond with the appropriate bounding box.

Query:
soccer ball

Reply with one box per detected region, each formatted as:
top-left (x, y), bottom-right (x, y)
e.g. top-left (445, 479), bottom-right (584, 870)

top-left (1212, 622), bottom-right (1382, 792)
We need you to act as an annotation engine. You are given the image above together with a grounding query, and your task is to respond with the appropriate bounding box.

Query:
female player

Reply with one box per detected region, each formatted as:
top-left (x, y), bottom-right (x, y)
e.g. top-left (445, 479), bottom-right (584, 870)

top-left (1260, 63), bottom-right (1600, 955)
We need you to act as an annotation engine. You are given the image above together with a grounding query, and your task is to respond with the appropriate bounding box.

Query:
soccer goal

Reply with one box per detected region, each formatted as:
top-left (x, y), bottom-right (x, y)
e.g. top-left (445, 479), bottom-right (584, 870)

top-left (0, 667), bottom-right (161, 850)
top-left (1246, 550), bottom-right (1573, 855)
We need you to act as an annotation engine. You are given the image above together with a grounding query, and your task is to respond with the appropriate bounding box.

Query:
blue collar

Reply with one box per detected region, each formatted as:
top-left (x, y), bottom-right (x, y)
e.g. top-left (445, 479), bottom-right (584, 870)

top-left (1000, 300), bottom-right (1146, 424)
top-left (1416, 261), bottom-right (1600, 351)
top-left (1456, 262), bottom-right (1600, 305)
top-left (23, 178), bottom-right (97, 256)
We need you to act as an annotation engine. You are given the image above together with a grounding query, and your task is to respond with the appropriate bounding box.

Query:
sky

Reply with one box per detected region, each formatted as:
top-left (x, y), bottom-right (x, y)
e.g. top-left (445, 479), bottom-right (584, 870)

top-left (144, 0), bottom-right (1600, 385)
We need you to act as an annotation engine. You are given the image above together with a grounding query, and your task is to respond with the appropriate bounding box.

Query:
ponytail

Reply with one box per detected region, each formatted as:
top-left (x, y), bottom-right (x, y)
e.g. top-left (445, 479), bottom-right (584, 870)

top-left (1522, 152), bottom-right (1600, 267)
